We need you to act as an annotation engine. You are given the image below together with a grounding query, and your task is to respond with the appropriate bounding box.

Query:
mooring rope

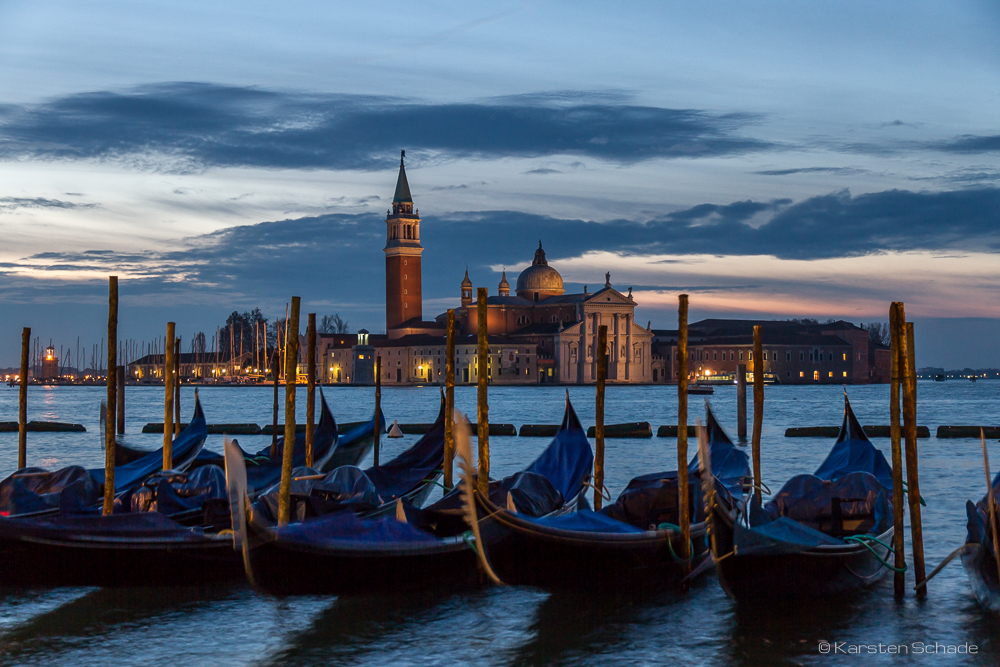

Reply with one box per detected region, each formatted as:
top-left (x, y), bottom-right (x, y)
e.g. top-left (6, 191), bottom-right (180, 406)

top-left (844, 534), bottom-right (907, 573)
top-left (657, 522), bottom-right (695, 564)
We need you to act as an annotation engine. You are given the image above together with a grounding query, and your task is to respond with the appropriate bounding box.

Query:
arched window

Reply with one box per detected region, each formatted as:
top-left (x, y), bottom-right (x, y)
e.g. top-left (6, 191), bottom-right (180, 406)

top-left (517, 315), bottom-right (530, 325)
top-left (550, 315), bottom-right (559, 323)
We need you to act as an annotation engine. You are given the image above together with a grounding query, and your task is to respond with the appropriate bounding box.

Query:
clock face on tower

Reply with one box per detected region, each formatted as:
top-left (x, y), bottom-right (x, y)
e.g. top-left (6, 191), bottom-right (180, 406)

top-left (384, 151), bottom-right (423, 331)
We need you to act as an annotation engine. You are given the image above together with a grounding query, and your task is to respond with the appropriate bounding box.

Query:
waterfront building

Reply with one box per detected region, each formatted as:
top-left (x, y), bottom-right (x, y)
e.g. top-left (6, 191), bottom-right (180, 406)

top-left (651, 319), bottom-right (891, 384)
top-left (334, 151), bottom-right (652, 385)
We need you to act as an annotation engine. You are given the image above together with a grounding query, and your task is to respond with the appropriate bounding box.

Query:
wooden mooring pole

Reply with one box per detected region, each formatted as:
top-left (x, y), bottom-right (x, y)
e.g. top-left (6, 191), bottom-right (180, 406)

top-left (18, 327), bottom-right (29, 470)
top-left (444, 309), bottom-right (456, 489)
top-left (103, 277), bottom-right (118, 515)
top-left (897, 309), bottom-right (926, 595)
top-left (889, 303), bottom-right (907, 597)
top-left (163, 321), bottom-right (175, 470)
top-left (752, 325), bottom-right (764, 494)
top-left (116, 366), bottom-right (125, 434)
top-left (477, 287), bottom-right (490, 495)
top-left (594, 325), bottom-right (607, 510)
top-left (677, 294), bottom-right (691, 567)
top-left (305, 313), bottom-right (316, 468)
top-left (737, 363), bottom-right (747, 440)
top-left (374, 355), bottom-right (381, 467)
top-left (277, 296), bottom-right (300, 526)
top-left (270, 323), bottom-right (280, 458)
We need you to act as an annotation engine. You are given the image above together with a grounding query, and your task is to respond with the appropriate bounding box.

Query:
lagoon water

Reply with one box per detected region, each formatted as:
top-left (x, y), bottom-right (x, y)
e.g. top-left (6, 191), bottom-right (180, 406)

top-left (0, 381), bottom-right (998, 665)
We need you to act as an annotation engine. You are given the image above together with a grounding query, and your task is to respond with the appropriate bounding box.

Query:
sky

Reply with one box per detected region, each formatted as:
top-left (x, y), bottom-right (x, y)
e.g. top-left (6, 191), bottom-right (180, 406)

top-left (0, 1), bottom-right (998, 368)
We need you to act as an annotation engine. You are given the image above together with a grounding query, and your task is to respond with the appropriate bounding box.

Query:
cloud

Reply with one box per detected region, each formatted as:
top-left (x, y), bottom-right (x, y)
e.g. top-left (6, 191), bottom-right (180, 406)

top-left (0, 196), bottom-right (97, 212)
top-left (524, 168), bottom-right (561, 175)
top-left (0, 83), bottom-right (774, 171)
top-left (2, 186), bottom-right (996, 306)
top-left (754, 167), bottom-right (867, 176)
top-left (930, 135), bottom-right (1000, 154)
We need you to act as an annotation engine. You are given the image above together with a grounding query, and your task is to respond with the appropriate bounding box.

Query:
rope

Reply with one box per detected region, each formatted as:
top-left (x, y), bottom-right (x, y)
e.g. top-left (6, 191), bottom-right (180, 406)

top-left (657, 522), bottom-right (694, 564)
top-left (461, 530), bottom-right (480, 557)
top-left (844, 534), bottom-right (907, 573)
top-left (581, 480), bottom-right (612, 501)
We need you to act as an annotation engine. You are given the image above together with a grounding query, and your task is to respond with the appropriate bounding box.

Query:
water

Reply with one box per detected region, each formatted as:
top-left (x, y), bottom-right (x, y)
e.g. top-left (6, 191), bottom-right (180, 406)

top-left (1, 381), bottom-right (999, 665)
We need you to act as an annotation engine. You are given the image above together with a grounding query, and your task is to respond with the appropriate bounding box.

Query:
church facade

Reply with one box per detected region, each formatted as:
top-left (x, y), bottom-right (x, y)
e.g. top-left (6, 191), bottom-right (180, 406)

top-left (327, 152), bottom-right (654, 385)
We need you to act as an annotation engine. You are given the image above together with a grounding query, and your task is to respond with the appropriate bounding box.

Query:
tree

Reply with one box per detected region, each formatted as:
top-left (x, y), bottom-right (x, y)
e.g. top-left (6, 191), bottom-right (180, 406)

top-left (863, 322), bottom-right (890, 347)
top-left (320, 313), bottom-right (350, 334)
top-left (219, 308), bottom-right (269, 358)
top-left (191, 332), bottom-right (206, 354)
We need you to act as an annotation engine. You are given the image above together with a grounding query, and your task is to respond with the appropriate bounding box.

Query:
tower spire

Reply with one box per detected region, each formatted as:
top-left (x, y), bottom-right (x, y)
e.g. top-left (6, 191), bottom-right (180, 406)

top-left (393, 150), bottom-right (412, 204)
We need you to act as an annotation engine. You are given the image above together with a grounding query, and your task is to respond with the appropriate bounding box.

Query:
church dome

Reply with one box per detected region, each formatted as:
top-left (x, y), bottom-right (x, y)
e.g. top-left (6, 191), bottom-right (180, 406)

top-left (515, 242), bottom-right (564, 300)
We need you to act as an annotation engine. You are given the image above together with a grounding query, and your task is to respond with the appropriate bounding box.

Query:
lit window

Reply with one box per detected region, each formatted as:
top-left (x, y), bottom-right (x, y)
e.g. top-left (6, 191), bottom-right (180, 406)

top-left (800, 371), bottom-right (804, 378)
top-left (829, 371), bottom-right (833, 378)
top-left (814, 370), bottom-right (819, 381)
top-left (843, 371), bottom-right (848, 377)
top-left (843, 353), bottom-right (847, 361)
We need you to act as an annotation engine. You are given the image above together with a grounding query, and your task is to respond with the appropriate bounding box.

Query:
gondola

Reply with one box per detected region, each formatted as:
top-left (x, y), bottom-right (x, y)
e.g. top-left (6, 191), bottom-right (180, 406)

top-left (711, 393), bottom-right (897, 600)
top-left (962, 471), bottom-right (1000, 611)
top-left (403, 392), bottom-right (594, 538)
top-left (0, 462), bottom-right (239, 587)
top-left (230, 393), bottom-right (452, 595)
top-left (190, 389), bottom-right (356, 496)
top-left (0, 393), bottom-right (208, 517)
top-left (474, 402), bottom-right (749, 590)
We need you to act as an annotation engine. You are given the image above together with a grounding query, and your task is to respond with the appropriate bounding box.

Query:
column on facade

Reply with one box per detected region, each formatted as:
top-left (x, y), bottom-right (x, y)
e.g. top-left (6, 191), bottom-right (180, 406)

top-left (611, 313), bottom-right (622, 380)
top-left (625, 314), bottom-right (632, 381)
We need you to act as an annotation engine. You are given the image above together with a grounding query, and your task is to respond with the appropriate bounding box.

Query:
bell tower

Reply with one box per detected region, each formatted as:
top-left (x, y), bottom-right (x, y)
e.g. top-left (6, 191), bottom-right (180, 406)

top-left (384, 150), bottom-right (423, 331)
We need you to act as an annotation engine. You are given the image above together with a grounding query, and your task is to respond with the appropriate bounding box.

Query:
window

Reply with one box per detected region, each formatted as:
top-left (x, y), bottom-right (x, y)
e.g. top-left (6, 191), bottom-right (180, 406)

top-left (843, 353), bottom-right (847, 361)
top-left (800, 371), bottom-right (804, 378)
top-left (800, 352), bottom-right (804, 361)
top-left (713, 351), bottom-right (717, 361)
top-left (786, 371), bottom-right (791, 378)
top-left (843, 371), bottom-right (848, 378)
top-left (786, 352), bottom-right (791, 362)
top-left (517, 315), bottom-right (530, 325)
top-left (404, 289), bottom-right (407, 295)
top-left (749, 351), bottom-right (753, 361)
top-left (829, 371), bottom-right (833, 378)
top-left (813, 370), bottom-right (819, 381)
top-left (739, 351), bottom-right (744, 361)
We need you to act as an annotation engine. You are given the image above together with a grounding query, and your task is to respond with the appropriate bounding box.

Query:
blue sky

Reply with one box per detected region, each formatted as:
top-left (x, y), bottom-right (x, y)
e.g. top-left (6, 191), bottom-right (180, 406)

top-left (0, 1), bottom-right (998, 367)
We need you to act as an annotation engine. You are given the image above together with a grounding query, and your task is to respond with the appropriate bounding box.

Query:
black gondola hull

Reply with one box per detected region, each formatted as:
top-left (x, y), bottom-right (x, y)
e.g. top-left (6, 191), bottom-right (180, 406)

top-left (0, 527), bottom-right (240, 587)
top-left (477, 499), bottom-right (709, 590)
top-left (244, 521), bottom-right (480, 596)
top-left (961, 545), bottom-right (1000, 612)
top-left (712, 502), bottom-right (893, 600)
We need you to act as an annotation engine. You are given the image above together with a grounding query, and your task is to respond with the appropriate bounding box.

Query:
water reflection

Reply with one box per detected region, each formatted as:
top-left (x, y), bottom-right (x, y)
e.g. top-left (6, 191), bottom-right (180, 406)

top-left (263, 588), bottom-right (543, 666)
top-left (510, 589), bottom-right (674, 666)
top-left (0, 583), bottom-right (242, 660)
